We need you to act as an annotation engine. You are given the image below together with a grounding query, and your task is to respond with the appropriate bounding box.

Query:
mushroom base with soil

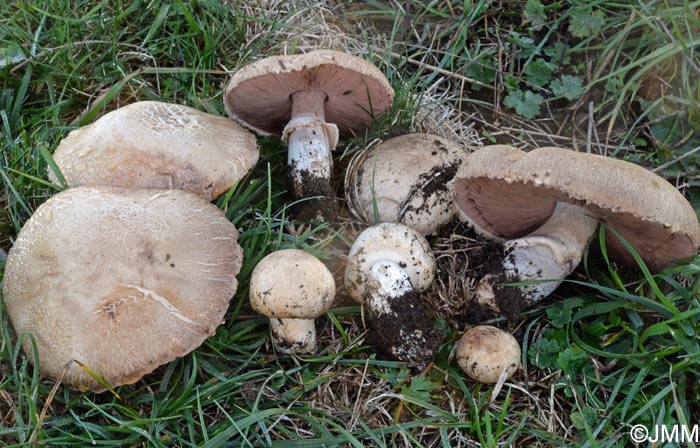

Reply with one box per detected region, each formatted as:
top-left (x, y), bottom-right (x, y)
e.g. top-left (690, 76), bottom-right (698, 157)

top-left (283, 90), bottom-right (339, 222)
top-left (269, 317), bottom-right (318, 355)
top-left (364, 261), bottom-right (442, 367)
top-left (471, 201), bottom-right (598, 317)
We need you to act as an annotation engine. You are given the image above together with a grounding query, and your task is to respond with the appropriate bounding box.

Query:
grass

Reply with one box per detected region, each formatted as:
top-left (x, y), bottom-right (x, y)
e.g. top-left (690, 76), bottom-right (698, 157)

top-left (1, 0), bottom-right (700, 446)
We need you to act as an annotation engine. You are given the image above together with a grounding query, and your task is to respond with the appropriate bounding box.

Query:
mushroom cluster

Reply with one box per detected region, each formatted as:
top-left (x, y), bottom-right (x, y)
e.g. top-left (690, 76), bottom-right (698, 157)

top-left (3, 101), bottom-right (259, 391)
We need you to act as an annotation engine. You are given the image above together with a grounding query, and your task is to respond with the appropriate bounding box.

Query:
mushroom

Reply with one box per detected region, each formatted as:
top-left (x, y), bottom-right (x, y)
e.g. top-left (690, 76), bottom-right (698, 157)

top-left (345, 133), bottom-right (469, 235)
top-left (249, 249), bottom-right (335, 354)
top-left (453, 145), bottom-right (700, 314)
top-left (455, 326), bottom-right (521, 384)
top-left (223, 49), bottom-right (394, 221)
top-left (344, 222), bottom-right (441, 366)
top-left (50, 101), bottom-right (259, 201)
top-left (2, 186), bottom-right (243, 392)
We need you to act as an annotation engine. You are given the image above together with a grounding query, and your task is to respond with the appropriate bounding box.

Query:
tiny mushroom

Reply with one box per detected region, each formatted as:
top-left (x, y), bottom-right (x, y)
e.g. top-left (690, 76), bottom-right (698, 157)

top-left (345, 133), bottom-right (469, 235)
top-left (50, 101), bottom-right (259, 201)
top-left (344, 222), bottom-right (441, 366)
top-left (223, 49), bottom-right (394, 221)
top-left (249, 249), bottom-right (336, 354)
top-left (455, 325), bottom-right (521, 384)
top-left (453, 145), bottom-right (700, 315)
top-left (2, 187), bottom-right (243, 392)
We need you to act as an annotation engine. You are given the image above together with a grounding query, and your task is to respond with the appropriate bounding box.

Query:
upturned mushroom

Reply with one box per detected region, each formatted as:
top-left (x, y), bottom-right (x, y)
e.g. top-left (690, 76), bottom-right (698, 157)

top-left (345, 133), bottom-right (468, 235)
top-left (453, 145), bottom-right (700, 314)
top-left (2, 186), bottom-right (243, 392)
top-left (249, 249), bottom-right (336, 354)
top-left (223, 49), bottom-right (394, 221)
top-left (455, 325), bottom-right (521, 384)
top-left (50, 101), bottom-right (259, 201)
top-left (344, 223), bottom-right (441, 366)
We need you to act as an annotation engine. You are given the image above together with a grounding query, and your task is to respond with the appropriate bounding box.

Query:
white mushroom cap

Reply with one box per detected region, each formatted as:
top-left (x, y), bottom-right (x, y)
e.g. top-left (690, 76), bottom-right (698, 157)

top-left (344, 223), bottom-right (435, 304)
top-left (345, 133), bottom-right (468, 235)
top-left (50, 101), bottom-right (259, 201)
top-left (455, 326), bottom-right (521, 384)
top-left (249, 249), bottom-right (336, 354)
top-left (2, 187), bottom-right (242, 392)
top-left (249, 249), bottom-right (336, 319)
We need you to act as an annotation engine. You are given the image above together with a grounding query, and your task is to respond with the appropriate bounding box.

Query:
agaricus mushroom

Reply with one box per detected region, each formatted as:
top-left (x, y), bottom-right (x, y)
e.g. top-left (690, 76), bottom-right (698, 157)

top-left (2, 186), bottom-right (243, 392)
top-left (344, 222), bottom-right (441, 366)
top-left (249, 249), bottom-right (335, 354)
top-left (455, 325), bottom-right (521, 384)
top-left (223, 49), bottom-right (394, 221)
top-left (453, 145), bottom-right (700, 314)
top-left (50, 101), bottom-right (259, 201)
top-left (345, 133), bottom-right (469, 235)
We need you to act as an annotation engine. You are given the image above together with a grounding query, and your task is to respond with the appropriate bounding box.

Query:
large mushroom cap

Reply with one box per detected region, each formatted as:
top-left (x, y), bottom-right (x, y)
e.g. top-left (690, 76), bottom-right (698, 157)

top-left (344, 223), bottom-right (435, 303)
top-left (346, 133), bottom-right (468, 235)
top-left (454, 145), bottom-right (700, 271)
top-left (2, 187), bottom-right (243, 392)
top-left (223, 49), bottom-right (394, 135)
top-left (50, 101), bottom-right (259, 201)
top-left (249, 249), bottom-right (336, 319)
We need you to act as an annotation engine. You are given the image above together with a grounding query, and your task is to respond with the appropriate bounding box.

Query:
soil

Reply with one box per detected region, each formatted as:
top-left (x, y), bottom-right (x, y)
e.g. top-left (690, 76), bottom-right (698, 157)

top-left (366, 288), bottom-right (444, 369)
top-left (289, 166), bottom-right (339, 222)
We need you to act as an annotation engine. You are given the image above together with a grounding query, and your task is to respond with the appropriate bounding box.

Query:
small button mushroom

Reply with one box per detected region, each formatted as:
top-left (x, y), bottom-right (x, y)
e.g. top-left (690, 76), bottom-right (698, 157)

top-left (345, 133), bottom-right (469, 235)
top-left (455, 326), bottom-right (521, 384)
top-left (2, 186), bottom-right (243, 392)
top-left (223, 50), bottom-right (394, 221)
top-left (453, 145), bottom-right (700, 316)
top-left (249, 249), bottom-right (336, 354)
top-left (344, 223), bottom-right (441, 367)
top-left (50, 101), bottom-right (259, 201)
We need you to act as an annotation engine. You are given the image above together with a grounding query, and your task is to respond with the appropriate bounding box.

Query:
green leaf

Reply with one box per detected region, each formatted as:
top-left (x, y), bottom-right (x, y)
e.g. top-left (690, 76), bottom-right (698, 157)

top-left (528, 335), bottom-right (561, 369)
top-left (557, 347), bottom-right (588, 375)
top-left (569, 6), bottom-right (606, 38)
top-left (401, 376), bottom-right (434, 402)
top-left (550, 75), bottom-right (585, 100)
top-left (503, 89), bottom-right (544, 119)
top-left (546, 301), bottom-right (574, 328)
top-left (525, 59), bottom-right (555, 87)
top-left (524, 0), bottom-right (546, 31)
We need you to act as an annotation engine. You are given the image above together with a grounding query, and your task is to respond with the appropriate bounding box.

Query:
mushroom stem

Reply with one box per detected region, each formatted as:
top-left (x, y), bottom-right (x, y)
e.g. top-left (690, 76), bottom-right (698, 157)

top-left (269, 317), bottom-right (317, 355)
top-left (283, 90), bottom-right (339, 221)
top-left (366, 260), bottom-right (414, 312)
top-left (475, 201), bottom-right (598, 310)
top-left (364, 260), bottom-right (439, 366)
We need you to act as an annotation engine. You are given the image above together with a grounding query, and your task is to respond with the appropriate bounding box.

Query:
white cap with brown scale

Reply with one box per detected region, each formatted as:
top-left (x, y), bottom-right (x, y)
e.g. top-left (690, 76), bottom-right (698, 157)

top-left (455, 325), bottom-right (521, 384)
top-left (345, 133), bottom-right (469, 235)
top-left (249, 249), bottom-right (336, 355)
top-left (50, 101), bottom-right (259, 201)
top-left (453, 145), bottom-right (700, 312)
top-left (2, 186), bottom-right (243, 392)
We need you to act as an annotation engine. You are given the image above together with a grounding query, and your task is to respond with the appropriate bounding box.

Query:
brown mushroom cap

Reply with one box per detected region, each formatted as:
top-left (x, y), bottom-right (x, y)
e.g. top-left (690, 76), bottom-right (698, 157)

top-left (455, 325), bottom-right (521, 384)
top-left (50, 101), bottom-right (259, 201)
top-left (454, 145), bottom-right (700, 271)
top-left (2, 186), bottom-right (242, 392)
top-left (346, 133), bottom-right (468, 235)
top-left (249, 249), bottom-right (336, 319)
top-left (223, 49), bottom-right (394, 135)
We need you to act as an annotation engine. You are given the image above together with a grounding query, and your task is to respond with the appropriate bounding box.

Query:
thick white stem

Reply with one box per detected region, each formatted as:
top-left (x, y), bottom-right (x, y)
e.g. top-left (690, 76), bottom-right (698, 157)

top-left (475, 201), bottom-right (599, 310)
top-left (269, 317), bottom-right (317, 354)
top-left (283, 90), bottom-right (339, 198)
top-left (367, 260), bottom-right (413, 316)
